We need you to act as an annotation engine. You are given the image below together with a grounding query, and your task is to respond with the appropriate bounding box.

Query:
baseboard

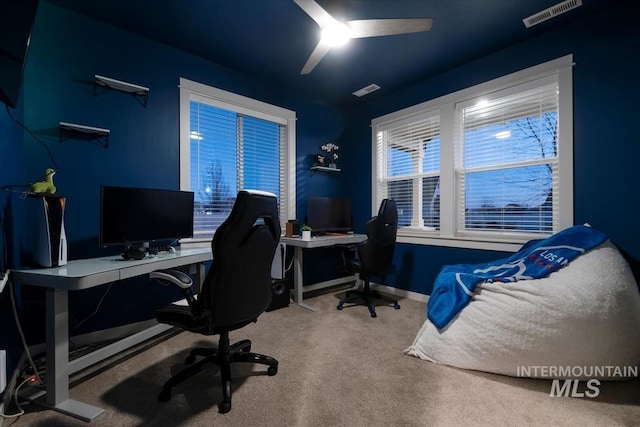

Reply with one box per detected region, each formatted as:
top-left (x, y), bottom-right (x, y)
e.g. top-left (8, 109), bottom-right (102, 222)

top-left (369, 282), bottom-right (429, 303)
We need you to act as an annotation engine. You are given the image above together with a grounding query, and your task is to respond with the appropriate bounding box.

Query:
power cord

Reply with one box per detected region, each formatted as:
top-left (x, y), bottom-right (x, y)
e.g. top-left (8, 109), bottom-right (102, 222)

top-left (73, 282), bottom-right (114, 329)
top-left (4, 104), bottom-right (58, 170)
top-left (0, 207), bottom-right (7, 284)
top-left (0, 375), bottom-right (38, 419)
top-left (0, 278), bottom-right (46, 421)
top-left (284, 253), bottom-right (294, 274)
top-left (1, 104), bottom-right (60, 199)
top-left (8, 279), bottom-right (43, 386)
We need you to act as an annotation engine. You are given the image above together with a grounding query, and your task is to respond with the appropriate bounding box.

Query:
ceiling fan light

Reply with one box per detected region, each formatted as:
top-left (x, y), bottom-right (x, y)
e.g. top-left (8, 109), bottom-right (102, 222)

top-left (321, 22), bottom-right (352, 47)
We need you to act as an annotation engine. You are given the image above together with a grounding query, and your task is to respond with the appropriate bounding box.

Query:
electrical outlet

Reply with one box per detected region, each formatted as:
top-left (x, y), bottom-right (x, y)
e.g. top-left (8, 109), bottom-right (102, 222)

top-left (0, 269), bottom-right (9, 294)
top-left (0, 349), bottom-right (6, 394)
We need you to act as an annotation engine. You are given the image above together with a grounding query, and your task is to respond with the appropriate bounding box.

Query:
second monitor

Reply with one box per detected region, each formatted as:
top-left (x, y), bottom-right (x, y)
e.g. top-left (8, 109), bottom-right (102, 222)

top-left (306, 196), bottom-right (352, 235)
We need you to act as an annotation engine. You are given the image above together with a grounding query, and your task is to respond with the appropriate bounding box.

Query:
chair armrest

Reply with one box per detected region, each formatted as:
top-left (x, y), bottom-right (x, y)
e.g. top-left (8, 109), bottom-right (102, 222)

top-left (150, 269), bottom-right (197, 308)
top-left (333, 244), bottom-right (357, 274)
top-left (150, 269), bottom-right (193, 289)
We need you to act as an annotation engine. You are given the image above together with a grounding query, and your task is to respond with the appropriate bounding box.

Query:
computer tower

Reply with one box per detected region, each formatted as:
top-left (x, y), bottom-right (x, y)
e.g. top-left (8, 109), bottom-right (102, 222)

top-left (35, 195), bottom-right (67, 267)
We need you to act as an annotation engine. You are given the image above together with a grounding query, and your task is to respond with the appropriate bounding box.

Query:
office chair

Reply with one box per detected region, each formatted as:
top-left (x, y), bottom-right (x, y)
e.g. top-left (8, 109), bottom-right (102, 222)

top-left (151, 190), bottom-right (280, 414)
top-left (337, 199), bottom-right (400, 318)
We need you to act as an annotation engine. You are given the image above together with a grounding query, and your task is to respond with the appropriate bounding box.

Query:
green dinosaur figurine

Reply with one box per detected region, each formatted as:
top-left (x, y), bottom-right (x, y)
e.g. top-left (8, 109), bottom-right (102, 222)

top-left (29, 168), bottom-right (57, 194)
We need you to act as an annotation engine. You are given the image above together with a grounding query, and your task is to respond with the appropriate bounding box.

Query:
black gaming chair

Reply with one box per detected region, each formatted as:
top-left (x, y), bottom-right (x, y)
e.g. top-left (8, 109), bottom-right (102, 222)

top-left (337, 199), bottom-right (401, 318)
top-left (152, 190), bottom-right (280, 414)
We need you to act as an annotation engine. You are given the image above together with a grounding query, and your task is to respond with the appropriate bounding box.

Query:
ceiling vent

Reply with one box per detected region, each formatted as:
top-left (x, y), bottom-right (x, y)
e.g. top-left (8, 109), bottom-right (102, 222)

top-left (523, 0), bottom-right (582, 28)
top-left (353, 84), bottom-right (381, 98)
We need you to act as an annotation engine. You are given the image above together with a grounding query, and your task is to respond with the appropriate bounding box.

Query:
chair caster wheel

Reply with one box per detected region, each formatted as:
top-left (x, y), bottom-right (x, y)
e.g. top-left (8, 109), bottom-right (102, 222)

top-left (219, 400), bottom-right (231, 414)
top-left (158, 388), bottom-right (172, 402)
top-left (267, 366), bottom-right (278, 376)
top-left (185, 354), bottom-right (196, 365)
top-left (337, 304), bottom-right (343, 310)
top-left (370, 311), bottom-right (377, 318)
top-left (394, 303), bottom-right (401, 310)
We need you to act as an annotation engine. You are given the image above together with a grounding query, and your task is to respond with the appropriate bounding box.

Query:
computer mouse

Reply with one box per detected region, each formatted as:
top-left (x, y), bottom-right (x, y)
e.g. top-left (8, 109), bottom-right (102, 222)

top-left (121, 246), bottom-right (146, 260)
top-left (168, 246), bottom-right (176, 254)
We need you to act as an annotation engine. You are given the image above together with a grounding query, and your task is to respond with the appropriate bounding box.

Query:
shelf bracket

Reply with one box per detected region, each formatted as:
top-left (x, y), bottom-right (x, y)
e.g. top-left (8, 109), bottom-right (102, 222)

top-left (59, 122), bottom-right (110, 149)
top-left (94, 74), bottom-right (149, 108)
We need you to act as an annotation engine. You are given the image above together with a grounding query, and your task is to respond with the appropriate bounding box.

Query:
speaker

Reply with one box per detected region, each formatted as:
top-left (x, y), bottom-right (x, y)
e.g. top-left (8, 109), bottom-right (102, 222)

top-left (285, 220), bottom-right (299, 237)
top-left (267, 278), bottom-right (291, 312)
top-left (35, 196), bottom-right (67, 268)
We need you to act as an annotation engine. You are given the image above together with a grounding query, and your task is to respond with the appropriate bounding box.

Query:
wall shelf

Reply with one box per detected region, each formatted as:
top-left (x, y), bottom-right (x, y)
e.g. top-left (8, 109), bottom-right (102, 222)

top-left (60, 122), bottom-right (110, 148)
top-left (94, 74), bottom-right (149, 107)
top-left (310, 165), bottom-right (341, 176)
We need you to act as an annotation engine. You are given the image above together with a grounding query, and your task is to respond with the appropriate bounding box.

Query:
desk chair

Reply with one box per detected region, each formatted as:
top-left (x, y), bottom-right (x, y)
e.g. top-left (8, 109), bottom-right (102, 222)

top-left (152, 190), bottom-right (280, 414)
top-left (337, 199), bottom-right (400, 318)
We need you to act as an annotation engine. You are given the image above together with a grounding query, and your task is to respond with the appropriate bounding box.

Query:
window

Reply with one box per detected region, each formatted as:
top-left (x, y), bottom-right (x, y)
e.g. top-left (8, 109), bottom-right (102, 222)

top-left (376, 112), bottom-right (441, 230)
top-left (372, 56), bottom-right (573, 251)
top-left (179, 78), bottom-right (296, 243)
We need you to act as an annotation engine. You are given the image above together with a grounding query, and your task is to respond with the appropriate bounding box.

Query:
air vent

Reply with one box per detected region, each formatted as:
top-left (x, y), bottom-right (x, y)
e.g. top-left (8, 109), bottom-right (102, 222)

top-left (353, 84), bottom-right (381, 98)
top-left (523, 0), bottom-right (582, 28)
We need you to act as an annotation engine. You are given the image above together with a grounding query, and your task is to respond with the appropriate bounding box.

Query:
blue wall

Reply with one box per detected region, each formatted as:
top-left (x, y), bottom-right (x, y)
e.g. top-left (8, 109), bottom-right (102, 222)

top-left (0, 72), bottom-right (28, 391)
top-left (0, 2), bottom-right (347, 381)
top-left (341, 5), bottom-right (640, 296)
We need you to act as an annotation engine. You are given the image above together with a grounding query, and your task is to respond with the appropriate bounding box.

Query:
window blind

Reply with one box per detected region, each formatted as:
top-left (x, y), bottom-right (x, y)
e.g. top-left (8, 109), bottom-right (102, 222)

top-left (455, 79), bottom-right (559, 235)
top-left (190, 101), bottom-right (285, 240)
top-left (377, 112), bottom-right (440, 229)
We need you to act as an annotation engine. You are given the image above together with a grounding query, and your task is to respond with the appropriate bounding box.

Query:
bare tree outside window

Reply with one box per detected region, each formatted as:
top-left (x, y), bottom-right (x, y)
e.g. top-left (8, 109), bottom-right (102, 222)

top-left (463, 111), bottom-right (557, 232)
top-left (197, 160), bottom-right (233, 214)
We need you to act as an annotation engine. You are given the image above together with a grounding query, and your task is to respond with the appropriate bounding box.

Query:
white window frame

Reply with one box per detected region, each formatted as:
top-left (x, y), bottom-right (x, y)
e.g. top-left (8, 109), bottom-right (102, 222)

top-left (178, 77), bottom-right (296, 246)
top-left (372, 55), bottom-right (574, 252)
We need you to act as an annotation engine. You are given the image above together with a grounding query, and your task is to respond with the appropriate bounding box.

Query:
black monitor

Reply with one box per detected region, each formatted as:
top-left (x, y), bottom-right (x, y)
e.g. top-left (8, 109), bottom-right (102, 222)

top-left (100, 185), bottom-right (194, 252)
top-left (306, 196), bottom-right (352, 235)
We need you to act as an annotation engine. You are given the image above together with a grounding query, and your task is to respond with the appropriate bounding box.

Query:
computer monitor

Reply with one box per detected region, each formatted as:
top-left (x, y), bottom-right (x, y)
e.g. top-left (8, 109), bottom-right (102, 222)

top-left (306, 196), bottom-right (352, 235)
top-left (100, 185), bottom-right (194, 252)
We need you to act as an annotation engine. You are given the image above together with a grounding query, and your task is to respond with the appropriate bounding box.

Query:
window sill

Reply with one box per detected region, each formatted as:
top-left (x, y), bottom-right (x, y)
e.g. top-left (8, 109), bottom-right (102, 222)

top-left (397, 231), bottom-right (525, 252)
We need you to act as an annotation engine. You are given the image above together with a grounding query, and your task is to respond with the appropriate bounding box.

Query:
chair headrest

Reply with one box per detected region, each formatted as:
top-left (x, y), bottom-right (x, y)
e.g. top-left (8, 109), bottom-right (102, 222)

top-left (378, 199), bottom-right (398, 225)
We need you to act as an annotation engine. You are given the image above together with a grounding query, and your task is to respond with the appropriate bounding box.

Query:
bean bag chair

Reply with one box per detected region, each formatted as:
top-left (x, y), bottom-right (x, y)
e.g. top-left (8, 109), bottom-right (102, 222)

top-left (405, 240), bottom-right (640, 379)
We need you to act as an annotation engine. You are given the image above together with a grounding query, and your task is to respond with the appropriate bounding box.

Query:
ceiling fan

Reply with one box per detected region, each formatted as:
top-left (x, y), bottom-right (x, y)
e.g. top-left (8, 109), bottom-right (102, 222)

top-left (294, 0), bottom-right (433, 74)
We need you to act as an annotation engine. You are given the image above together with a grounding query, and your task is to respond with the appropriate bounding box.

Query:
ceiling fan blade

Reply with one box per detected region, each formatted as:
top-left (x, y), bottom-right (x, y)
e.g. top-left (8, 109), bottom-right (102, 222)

top-left (347, 18), bottom-right (433, 38)
top-left (293, 0), bottom-right (335, 28)
top-left (301, 41), bottom-right (332, 75)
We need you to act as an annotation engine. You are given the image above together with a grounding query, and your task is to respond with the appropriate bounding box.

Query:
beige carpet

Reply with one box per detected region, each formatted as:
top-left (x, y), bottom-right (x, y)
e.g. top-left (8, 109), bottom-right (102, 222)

top-left (5, 289), bottom-right (640, 427)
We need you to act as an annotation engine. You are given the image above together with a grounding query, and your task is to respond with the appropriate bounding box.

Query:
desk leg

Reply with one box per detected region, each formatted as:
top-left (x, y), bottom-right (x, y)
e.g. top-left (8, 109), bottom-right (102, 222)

top-left (44, 288), bottom-right (105, 421)
top-left (291, 247), bottom-right (316, 312)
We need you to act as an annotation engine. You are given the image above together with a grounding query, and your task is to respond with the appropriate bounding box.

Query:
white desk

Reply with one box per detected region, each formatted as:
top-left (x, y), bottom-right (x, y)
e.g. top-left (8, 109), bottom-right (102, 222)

top-left (11, 248), bottom-right (212, 421)
top-left (280, 234), bottom-right (366, 311)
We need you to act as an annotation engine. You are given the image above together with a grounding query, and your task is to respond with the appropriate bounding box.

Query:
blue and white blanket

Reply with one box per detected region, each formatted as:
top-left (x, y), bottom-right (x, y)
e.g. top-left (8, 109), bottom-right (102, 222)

top-left (427, 224), bottom-right (607, 329)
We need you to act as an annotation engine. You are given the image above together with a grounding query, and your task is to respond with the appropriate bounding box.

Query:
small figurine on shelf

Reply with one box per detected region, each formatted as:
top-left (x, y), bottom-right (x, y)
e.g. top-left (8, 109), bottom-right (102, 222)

top-left (28, 168), bottom-right (57, 195)
top-left (321, 142), bottom-right (339, 168)
top-left (314, 153), bottom-right (326, 167)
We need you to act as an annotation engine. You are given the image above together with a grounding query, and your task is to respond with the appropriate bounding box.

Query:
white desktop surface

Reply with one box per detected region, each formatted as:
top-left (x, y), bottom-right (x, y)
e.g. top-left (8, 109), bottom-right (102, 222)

top-left (280, 234), bottom-right (366, 310)
top-left (13, 248), bottom-right (212, 290)
top-left (280, 233), bottom-right (366, 248)
top-left (11, 247), bottom-right (212, 421)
